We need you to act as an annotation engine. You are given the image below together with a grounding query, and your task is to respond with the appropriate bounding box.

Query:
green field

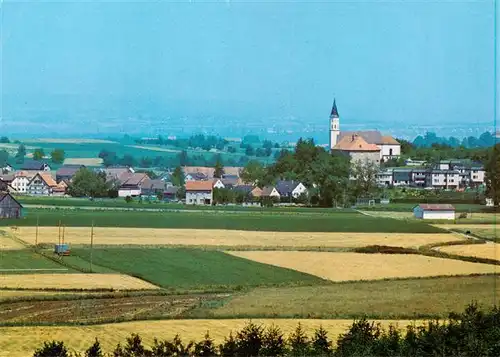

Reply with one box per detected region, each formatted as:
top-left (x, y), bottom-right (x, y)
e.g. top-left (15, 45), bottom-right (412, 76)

top-left (1, 209), bottom-right (445, 233)
top-left (204, 274), bottom-right (500, 319)
top-left (71, 247), bottom-right (323, 288)
top-left (357, 203), bottom-right (486, 213)
top-left (0, 250), bottom-right (71, 273)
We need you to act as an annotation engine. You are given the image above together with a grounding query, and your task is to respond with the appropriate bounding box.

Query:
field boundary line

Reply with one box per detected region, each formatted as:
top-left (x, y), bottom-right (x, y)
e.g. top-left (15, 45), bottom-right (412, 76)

top-left (0, 268), bottom-right (68, 272)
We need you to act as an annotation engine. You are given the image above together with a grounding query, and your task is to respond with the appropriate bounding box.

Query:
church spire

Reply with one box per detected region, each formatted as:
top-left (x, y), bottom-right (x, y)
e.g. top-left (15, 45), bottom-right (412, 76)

top-left (330, 99), bottom-right (339, 118)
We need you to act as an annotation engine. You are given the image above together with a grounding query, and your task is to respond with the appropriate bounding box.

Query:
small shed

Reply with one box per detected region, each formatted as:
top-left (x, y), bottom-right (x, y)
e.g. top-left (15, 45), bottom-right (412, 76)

top-left (413, 204), bottom-right (455, 220)
top-left (0, 192), bottom-right (23, 219)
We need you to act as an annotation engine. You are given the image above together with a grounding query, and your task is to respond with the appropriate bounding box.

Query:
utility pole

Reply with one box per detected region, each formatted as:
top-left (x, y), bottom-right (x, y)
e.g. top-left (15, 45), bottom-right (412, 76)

top-left (35, 214), bottom-right (39, 248)
top-left (90, 220), bottom-right (94, 273)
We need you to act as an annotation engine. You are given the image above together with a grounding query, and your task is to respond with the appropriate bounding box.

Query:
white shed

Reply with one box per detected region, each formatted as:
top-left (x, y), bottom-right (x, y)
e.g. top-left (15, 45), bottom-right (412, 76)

top-left (413, 204), bottom-right (456, 220)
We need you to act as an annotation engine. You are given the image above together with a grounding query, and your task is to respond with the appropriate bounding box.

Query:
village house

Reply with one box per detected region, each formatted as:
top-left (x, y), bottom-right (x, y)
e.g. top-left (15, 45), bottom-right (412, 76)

top-left (413, 204), bottom-right (455, 220)
top-left (275, 180), bottom-right (308, 200)
top-left (10, 172), bottom-right (32, 194)
top-left (182, 166), bottom-right (243, 180)
top-left (221, 174), bottom-right (241, 188)
top-left (1, 163), bottom-right (13, 174)
top-left (231, 184), bottom-right (255, 201)
top-left (212, 179), bottom-right (225, 189)
top-left (56, 165), bottom-right (85, 183)
top-left (99, 167), bottom-right (135, 183)
top-left (185, 181), bottom-right (213, 205)
top-left (163, 186), bottom-right (179, 201)
top-left (0, 192), bottom-right (23, 219)
top-left (0, 180), bottom-right (16, 194)
top-left (185, 172), bottom-right (209, 182)
top-left (27, 172), bottom-right (58, 196)
top-left (118, 173), bottom-right (150, 198)
top-left (261, 186), bottom-right (280, 199)
top-left (21, 160), bottom-right (51, 172)
top-left (426, 170), bottom-right (461, 190)
top-left (140, 178), bottom-right (166, 197)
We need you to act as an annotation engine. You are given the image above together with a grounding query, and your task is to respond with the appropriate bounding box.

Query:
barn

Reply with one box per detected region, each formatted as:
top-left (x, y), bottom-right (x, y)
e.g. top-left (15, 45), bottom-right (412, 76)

top-left (413, 204), bottom-right (455, 220)
top-left (0, 192), bottom-right (23, 219)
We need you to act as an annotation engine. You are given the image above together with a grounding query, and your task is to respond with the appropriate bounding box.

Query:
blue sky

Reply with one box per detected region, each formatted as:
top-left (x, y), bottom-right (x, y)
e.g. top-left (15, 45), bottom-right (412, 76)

top-left (1, 0), bottom-right (497, 135)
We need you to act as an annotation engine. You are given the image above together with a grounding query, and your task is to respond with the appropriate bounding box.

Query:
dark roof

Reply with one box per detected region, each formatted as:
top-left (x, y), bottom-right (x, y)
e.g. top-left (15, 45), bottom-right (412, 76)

top-left (56, 165), bottom-right (84, 177)
top-left (164, 186), bottom-right (179, 195)
top-left (141, 179), bottom-right (166, 191)
top-left (275, 180), bottom-right (300, 196)
top-left (186, 172), bottom-right (208, 181)
top-left (232, 185), bottom-right (254, 194)
top-left (0, 192), bottom-right (23, 208)
top-left (338, 131), bottom-right (383, 145)
top-left (21, 160), bottom-right (49, 170)
top-left (330, 99), bottom-right (339, 118)
top-left (221, 174), bottom-right (239, 186)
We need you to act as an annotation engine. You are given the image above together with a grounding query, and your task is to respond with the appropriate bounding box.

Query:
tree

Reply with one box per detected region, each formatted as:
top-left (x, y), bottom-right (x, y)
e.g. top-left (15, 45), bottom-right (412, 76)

top-left (33, 341), bottom-right (70, 357)
top-left (0, 150), bottom-right (9, 168)
top-left (171, 166), bottom-right (185, 187)
top-left (241, 160), bottom-right (266, 185)
top-left (214, 155), bottom-right (225, 178)
top-left (98, 150), bottom-right (118, 167)
top-left (245, 145), bottom-right (255, 156)
top-left (312, 326), bottom-right (332, 355)
top-left (485, 144), bottom-right (500, 205)
top-left (85, 338), bottom-right (104, 357)
top-left (67, 168), bottom-right (110, 198)
top-left (15, 144), bottom-right (26, 163)
top-left (50, 149), bottom-right (65, 164)
top-left (261, 325), bottom-right (286, 356)
top-left (194, 331), bottom-right (217, 356)
top-left (289, 323), bottom-right (310, 356)
top-left (33, 148), bottom-right (45, 161)
top-left (235, 321), bottom-right (264, 357)
top-left (349, 159), bottom-right (380, 200)
top-left (0, 136), bottom-right (10, 143)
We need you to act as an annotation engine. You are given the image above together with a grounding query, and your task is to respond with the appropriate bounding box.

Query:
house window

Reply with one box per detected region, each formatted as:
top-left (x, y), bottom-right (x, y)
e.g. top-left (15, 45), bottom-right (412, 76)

top-left (389, 148), bottom-right (393, 156)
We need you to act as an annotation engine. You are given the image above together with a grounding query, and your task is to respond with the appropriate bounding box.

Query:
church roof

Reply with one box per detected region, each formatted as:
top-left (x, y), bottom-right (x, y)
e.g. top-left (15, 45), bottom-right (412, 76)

top-left (330, 99), bottom-right (339, 118)
top-left (334, 134), bottom-right (380, 152)
top-left (381, 136), bottom-right (400, 145)
top-left (339, 130), bottom-right (383, 145)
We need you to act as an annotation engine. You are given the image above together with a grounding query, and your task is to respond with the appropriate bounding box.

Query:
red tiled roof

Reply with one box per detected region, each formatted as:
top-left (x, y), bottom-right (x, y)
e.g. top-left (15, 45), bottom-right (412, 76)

top-left (381, 136), bottom-right (400, 145)
top-left (417, 204), bottom-right (455, 211)
top-left (334, 134), bottom-right (380, 152)
top-left (185, 181), bottom-right (213, 191)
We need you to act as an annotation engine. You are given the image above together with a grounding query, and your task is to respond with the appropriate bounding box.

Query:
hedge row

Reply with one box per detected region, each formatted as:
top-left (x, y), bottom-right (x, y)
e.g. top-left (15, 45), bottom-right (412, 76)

top-left (33, 303), bottom-right (500, 357)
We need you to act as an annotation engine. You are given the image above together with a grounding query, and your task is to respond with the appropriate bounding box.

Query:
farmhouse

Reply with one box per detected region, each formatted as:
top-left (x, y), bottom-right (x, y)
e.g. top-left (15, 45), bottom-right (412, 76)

top-left (213, 179), bottom-right (225, 189)
top-left (118, 173), bottom-right (150, 197)
top-left (0, 192), bottom-right (23, 219)
top-left (21, 160), bottom-right (51, 172)
top-left (100, 167), bottom-right (135, 183)
top-left (10, 172), bottom-right (31, 194)
top-left (27, 172), bottom-right (58, 196)
top-left (140, 179), bottom-right (166, 196)
top-left (413, 204), bottom-right (456, 220)
top-left (185, 181), bottom-right (213, 205)
top-left (276, 180), bottom-right (307, 199)
top-left (261, 186), bottom-right (280, 199)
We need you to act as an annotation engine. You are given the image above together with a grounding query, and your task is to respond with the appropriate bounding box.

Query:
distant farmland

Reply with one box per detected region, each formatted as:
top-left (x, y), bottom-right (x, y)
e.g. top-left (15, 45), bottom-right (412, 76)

top-left (0, 209), bottom-right (446, 233)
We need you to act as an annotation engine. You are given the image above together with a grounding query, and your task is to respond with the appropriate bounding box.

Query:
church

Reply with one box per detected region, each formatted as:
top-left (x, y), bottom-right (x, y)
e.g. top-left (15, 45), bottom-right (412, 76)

top-left (329, 99), bottom-right (401, 164)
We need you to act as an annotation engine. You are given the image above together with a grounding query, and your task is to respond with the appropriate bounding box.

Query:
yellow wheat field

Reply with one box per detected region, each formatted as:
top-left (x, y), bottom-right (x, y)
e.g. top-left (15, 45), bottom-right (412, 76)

top-left (25, 138), bottom-right (118, 144)
top-left (63, 158), bottom-right (104, 166)
top-left (0, 318), bottom-right (422, 357)
top-left (11, 227), bottom-right (460, 249)
top-left (0, 274), bottom-right (158, 290)
top-left (0, 235), bottom-right (25, 250)
top-left (0, 290), bottom-right (105, 300)
top-left (439, 243), bottom-right (500, 262)
top-left (227, 251), bottom-right (497, 282)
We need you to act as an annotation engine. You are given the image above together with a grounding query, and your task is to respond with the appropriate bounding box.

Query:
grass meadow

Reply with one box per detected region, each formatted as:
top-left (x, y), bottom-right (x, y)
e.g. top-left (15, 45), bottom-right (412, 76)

top-left (0, 250), bottom-right (71, 273)
top-left (206, 275), bottom-right (500, 319)
top-left (1, 208), bottom-right (446, 233)
top-left (71, 247), bottom-right (324, 288)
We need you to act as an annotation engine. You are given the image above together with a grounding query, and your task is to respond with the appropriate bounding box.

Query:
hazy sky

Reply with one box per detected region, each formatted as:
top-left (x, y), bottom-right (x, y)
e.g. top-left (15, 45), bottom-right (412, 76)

top-left (1, 0), bottom-right (498, 130)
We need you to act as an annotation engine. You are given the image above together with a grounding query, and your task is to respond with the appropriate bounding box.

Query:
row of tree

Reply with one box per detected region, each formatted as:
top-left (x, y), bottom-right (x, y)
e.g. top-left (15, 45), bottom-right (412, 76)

top-left (33, 303), bottom-right (500, 357)
top-left (0, 145), bottom-right (65, 167)
top-left (412, 131), bottom-right (497, 148)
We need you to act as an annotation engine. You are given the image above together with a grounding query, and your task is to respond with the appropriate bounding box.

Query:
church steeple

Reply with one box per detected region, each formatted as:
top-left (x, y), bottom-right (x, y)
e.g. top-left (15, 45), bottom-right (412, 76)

top-left (330, 99), bottom-right (339, 118)
top-left (329, 98), bottom-right (340, 150)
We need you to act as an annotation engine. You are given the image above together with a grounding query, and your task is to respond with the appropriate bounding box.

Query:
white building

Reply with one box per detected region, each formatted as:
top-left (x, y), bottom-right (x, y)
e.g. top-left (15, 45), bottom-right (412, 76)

top-left (185, 181), bottom-right (213, 205)
top-left (413, 204), bottom-right (456, 220)
top-left (212, 179), bottom-right (225, 189)
top-left (10, 173), bottom-right (31, 194)
top-left (426, 170), bottom-right (461, 189)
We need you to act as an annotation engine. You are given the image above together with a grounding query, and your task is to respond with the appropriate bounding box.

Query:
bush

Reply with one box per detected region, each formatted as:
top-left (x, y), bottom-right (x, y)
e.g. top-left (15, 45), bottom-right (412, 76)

top-left (33, 341), bottom-right (70, 357)
top-left (125, 196), bottom-right (133, 204)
